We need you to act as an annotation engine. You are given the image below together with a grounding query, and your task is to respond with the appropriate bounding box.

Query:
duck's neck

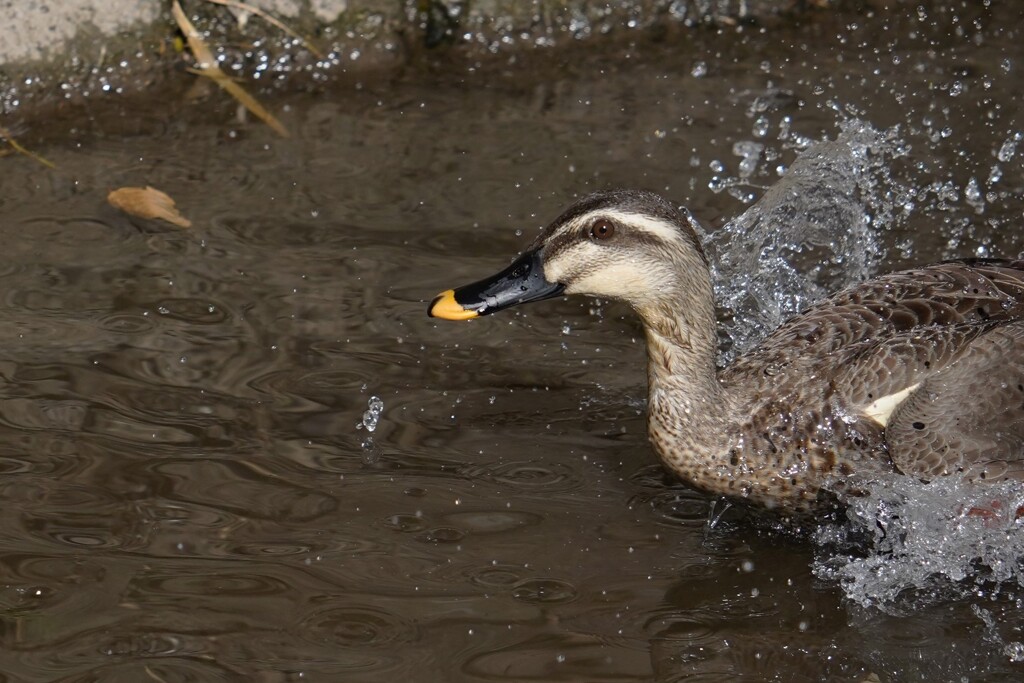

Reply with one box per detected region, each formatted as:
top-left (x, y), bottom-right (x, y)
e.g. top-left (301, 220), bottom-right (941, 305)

top-left (635, 281), bottom-right (737, 476)
top-left (639, 297), bottom-right (726, 414)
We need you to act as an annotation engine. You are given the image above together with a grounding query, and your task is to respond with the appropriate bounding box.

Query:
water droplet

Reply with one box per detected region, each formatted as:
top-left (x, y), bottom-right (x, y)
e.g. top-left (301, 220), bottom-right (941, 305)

top-left (997, 132), bottom-right (1021, 163)
top-left (965, 177), bottom-right (984, 214)
top-left (359, 396), bottom-right (384, 432)
top-left (733, 140), bottom-right (764, 178)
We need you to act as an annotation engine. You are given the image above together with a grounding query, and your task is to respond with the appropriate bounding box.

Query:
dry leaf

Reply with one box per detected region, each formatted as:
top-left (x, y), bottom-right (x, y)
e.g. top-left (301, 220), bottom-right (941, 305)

top-left (171, 0), bottom-right (290, 137)
top-left (108, 186), bottom-right (193, 228)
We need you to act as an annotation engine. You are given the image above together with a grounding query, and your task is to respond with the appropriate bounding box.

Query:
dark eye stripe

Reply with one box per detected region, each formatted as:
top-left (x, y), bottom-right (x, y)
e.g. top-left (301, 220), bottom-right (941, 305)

top-left (540, 211), bottom-right (706, 269)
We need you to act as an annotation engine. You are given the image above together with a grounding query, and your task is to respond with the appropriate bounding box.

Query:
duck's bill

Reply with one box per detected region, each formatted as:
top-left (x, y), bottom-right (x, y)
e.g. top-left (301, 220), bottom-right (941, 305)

top-left (428, 249), bottom-right (565, 320)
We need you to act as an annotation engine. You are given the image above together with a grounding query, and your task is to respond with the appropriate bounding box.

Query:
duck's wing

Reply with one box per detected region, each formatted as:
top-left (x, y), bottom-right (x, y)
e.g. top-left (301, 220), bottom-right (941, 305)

top-left (884, 320), bottom-right (1024, 481)
top-left (724, 259), bottom-right (1024, 383)
top-left (726, 259), bottom-right (1024, 481)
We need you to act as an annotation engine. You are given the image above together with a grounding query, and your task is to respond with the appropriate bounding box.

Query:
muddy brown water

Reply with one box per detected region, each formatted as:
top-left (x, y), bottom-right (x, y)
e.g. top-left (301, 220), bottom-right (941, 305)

top-left (1, 5), bottom-right (1023, 682)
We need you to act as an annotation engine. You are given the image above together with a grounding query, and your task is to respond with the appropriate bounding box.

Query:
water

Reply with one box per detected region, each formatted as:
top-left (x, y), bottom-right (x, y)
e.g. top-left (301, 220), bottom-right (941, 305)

top-left (815, 474), bottom-right (1024, 608)
top-left (359, 395), bottom-right (385, 432)
top-left (704, 121), bottom-right (902, 362)
top-left (0, 4), bottom-right (1022, 681)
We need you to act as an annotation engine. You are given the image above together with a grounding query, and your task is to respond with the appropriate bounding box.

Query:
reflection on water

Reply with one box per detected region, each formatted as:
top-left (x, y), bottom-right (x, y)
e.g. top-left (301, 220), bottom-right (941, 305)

top-left (0, 3), bottom-right (1022, 681)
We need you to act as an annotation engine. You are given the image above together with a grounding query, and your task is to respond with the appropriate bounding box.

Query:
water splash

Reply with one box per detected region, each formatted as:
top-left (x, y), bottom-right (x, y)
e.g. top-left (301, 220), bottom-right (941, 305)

top-left (358, 396), bottom-right (384, 432)
top-left (732, 140), bottom-right (764, 179)
top-left (702, 121), bottom-right (908, 363)
top-left (997, 132), bottom-right (1022, 163)
top-left (813, 473), bottom-right (1024, 611)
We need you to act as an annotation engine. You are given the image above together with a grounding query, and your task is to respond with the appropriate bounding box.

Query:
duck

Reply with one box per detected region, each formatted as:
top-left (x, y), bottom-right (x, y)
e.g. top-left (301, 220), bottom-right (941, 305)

top-left (428, 189), bottom-right (1024, 517)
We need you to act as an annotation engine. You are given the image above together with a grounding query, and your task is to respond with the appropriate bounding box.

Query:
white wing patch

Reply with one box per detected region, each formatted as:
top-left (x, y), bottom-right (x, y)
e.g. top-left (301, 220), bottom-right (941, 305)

top-left (862, 383), bottom-right (921, 427)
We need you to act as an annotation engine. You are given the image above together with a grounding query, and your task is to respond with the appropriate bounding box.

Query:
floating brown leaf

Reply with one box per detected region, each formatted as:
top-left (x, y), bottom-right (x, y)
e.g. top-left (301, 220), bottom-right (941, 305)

top-left (107, 186), bottom-right (193, 228)
top-left (171, 0), bottom-right (290, 137)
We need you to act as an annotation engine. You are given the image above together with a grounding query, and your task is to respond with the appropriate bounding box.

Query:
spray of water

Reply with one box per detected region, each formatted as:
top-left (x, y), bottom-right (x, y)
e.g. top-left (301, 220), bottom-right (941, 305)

top-left (702, 120), bottom-right (908, 363)
top-left (814, 473), bottom-right (1024, 612)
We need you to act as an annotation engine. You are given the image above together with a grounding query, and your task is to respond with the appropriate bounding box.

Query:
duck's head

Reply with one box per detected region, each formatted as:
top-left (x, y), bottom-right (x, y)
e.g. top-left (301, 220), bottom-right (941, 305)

top-left (428, 189), bottom-right (709, 321)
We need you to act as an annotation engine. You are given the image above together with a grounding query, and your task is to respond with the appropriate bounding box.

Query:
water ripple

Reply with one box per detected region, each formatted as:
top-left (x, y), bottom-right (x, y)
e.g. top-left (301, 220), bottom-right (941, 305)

top-left (298, 602), bottom-right (419, 648)
top-left (461, 459), bottom-right (580, 493)
top-left (132, 571), bottom-right (289, 598)
top-left (151, 460), bottom-right (339, 523)
top-left (1, 14), bottom-right (1022, 682)
top-left (511, 577), bottom-right (579, 604)
top-left (462, 632), bottom-right (652, 681)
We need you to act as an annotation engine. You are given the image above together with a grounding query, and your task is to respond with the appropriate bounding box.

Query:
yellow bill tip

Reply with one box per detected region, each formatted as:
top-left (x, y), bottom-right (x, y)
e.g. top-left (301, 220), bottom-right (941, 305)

top-left (428, 289), bottom-right (479, 320)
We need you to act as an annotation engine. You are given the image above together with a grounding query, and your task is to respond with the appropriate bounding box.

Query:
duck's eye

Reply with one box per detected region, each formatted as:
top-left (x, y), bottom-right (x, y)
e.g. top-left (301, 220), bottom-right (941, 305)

top-left (590, 219), bottom-right (616, 241)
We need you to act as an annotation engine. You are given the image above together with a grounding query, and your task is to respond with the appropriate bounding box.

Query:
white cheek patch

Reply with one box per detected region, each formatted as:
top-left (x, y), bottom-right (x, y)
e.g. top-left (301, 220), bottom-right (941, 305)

top-left (566, 262), bottom-right (654, 299)
top-left (545, 241), bottom-right (663, 300)
top-left (543, 242), bottom-right (594, 285)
